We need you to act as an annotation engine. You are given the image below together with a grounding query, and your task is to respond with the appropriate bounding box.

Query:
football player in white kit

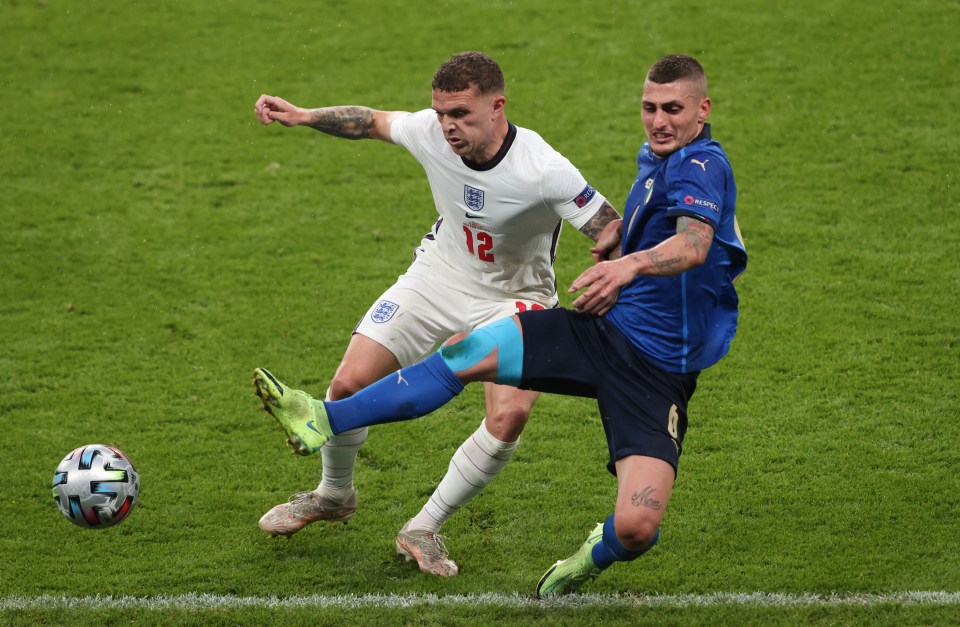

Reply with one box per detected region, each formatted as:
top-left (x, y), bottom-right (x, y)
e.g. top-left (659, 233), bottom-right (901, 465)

top-left (253, 51), bottom-right (621, 576)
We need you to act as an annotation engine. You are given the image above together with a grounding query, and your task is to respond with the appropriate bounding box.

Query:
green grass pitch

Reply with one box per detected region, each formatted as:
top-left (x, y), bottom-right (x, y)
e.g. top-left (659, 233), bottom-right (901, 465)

top-left (1, 0), bottom-right (958, 624)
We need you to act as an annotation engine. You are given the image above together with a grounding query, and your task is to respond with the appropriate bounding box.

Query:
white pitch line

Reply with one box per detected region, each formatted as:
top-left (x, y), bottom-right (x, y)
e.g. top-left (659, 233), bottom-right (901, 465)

top-left (2, 592), bottom-right (959, 611)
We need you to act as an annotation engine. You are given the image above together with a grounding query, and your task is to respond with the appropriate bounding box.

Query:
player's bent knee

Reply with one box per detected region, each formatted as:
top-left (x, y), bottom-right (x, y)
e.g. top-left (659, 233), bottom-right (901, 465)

top-left (487, 405), bottom-right (531, 429)
top-left (485, 408), bottom-right (530, 442)
top-left (439, 317), bottom-right (522, 385)
top-left (328, 373), bottom-right (366, 400)
top-left (488, 405), bottom-right (531, 428)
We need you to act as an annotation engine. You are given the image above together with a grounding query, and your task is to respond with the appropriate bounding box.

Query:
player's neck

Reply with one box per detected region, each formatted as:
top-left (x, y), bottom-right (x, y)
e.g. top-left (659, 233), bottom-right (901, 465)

top-left (465, 118), bottom-right (511, 166)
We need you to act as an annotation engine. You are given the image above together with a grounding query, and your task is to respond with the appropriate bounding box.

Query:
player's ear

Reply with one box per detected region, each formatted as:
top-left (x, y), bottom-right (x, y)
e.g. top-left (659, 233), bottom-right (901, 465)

top-left (698, 98), bottom-right (711, 123)
top-left (492, 95), bottom-right (506, 115)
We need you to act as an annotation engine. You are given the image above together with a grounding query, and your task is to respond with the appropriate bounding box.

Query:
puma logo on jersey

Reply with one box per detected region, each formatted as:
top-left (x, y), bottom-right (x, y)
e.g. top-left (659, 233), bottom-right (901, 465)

top-left (691, 158), bottom-right (709, 171)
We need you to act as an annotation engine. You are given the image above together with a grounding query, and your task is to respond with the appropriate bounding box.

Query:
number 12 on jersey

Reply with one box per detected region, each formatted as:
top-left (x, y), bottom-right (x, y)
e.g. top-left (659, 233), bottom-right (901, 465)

top-left (463, 225), bottom-right (494, 262)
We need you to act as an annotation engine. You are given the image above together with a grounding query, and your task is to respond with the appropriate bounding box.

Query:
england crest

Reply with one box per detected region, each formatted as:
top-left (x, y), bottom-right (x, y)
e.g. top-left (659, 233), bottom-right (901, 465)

top-left (464, 185), bottom-right (485, 212)
top-left (371, 300), bottom-right (399, 323)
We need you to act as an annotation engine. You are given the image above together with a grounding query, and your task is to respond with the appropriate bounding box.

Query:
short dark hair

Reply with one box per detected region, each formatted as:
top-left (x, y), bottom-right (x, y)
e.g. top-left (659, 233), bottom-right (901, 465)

top-left (646, 54), bottom-right (705, 85)
top-left (432, 51), bottom-right (505, 95)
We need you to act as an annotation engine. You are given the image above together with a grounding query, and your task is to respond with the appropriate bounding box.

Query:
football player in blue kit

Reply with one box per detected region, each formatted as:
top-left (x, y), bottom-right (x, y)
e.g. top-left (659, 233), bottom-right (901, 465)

top-left (253, 53), bottom-right (747, 596)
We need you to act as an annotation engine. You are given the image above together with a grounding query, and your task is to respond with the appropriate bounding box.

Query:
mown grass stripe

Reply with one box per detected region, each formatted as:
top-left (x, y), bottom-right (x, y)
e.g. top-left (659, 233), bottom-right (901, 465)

top-left (3, 592), bottom-right (959, 611)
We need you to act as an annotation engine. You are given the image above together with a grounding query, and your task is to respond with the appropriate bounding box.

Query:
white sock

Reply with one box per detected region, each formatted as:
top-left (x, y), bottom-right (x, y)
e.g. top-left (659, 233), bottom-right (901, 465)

top-left (407, 419), bottom-right (518, 533)
top-left (317, 388), bottom-right (366, 495)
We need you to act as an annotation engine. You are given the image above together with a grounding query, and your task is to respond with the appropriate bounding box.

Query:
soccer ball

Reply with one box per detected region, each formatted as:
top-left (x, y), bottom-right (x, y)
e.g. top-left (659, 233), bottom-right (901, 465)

top-left (51, 444), bottom-right (140, 528)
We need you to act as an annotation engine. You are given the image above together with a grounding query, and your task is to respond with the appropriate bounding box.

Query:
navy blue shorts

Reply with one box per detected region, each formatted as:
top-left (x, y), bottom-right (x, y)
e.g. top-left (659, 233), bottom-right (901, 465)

top-left (517, 308), bottom-right (699, 475)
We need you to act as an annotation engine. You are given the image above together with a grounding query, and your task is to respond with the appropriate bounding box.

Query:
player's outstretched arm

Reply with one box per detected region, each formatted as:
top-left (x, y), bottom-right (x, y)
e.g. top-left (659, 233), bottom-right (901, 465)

top-left (301, 106), bottom-right (405, 142)
top-left (253, 94), bottom-right (404, 142)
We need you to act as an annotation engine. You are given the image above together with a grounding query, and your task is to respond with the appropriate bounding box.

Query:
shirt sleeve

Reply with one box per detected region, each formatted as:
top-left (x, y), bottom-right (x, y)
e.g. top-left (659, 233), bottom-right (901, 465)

top-left (389, 109), bottom-right (434, 155)
top-left (540, 154), bottom-right (608, 231)
top-left (664, 149), bottom-right (728, 229)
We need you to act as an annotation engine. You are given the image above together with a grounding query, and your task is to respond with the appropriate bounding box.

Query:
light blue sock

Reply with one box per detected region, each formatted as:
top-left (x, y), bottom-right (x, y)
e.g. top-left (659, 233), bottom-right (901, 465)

top-left (591, 513), bottom-right (659, 570)
top-left (325, 353), bottom-right (464, 433)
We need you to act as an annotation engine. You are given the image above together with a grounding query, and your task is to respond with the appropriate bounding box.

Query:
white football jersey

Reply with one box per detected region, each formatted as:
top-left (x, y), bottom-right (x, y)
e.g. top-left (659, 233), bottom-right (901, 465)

top-left (390, 109), bottom-right (607, 302)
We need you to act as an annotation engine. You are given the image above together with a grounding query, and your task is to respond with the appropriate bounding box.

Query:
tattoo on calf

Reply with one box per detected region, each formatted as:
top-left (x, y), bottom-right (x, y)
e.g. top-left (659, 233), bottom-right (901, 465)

top-left (631, 486), bottom-right (663, 510)
top-left (307, 106), bottom-right (374, 139)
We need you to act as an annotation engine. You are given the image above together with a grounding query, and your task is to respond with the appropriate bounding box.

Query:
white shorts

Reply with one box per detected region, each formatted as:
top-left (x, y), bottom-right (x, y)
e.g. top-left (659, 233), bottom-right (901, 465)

top-left (354, 254), bottom-right (557, 367)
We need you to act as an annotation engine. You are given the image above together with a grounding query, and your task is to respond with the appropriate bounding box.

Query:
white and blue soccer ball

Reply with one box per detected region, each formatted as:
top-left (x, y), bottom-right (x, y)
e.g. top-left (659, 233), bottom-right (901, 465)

top-left (52, 444), bottom-right (140, 528)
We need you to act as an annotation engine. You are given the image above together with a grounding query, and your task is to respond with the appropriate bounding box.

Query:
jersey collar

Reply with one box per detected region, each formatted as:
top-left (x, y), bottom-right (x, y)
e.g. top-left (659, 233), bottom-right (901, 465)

top-left (695, 123), bottom-right (712, 142)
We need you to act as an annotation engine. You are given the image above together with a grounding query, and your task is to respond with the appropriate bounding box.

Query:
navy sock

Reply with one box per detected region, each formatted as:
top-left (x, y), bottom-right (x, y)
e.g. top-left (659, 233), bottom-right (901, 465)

top-left (325, 353), bottom-right (465, 434)
top-left (590, 513), bottom-right (659, 570)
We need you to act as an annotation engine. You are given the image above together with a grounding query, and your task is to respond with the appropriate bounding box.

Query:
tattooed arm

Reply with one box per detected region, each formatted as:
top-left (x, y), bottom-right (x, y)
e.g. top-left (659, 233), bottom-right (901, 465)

top-left (577, 201), bottom-right (621, 243)
top-left (577, 201), bottom-right (625, 263)
top-left (254, 94), bottom-right (405, 143)
top-left (569, 216), bottom-right (715, 315)
top-left (629, 216), bottom-right (715, 275)
top-left (301, 106), bottom-right (405, 142)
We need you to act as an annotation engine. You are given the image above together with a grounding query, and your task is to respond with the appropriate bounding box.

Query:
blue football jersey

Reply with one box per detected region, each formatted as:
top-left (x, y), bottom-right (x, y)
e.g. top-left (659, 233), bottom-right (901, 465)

top-left (606, 125), bottom-right (747, 373)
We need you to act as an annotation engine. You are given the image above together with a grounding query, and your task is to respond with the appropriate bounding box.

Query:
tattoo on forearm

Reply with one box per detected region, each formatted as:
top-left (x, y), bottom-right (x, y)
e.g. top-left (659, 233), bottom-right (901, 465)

top-left (579, 201), bottom-right (621, 241)
top-left (631, 486), bottom-right (663, 510)
top-left (307, 106), bottom-right (375, 139)
top-left (644, 250), bottom-right (683, 271)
